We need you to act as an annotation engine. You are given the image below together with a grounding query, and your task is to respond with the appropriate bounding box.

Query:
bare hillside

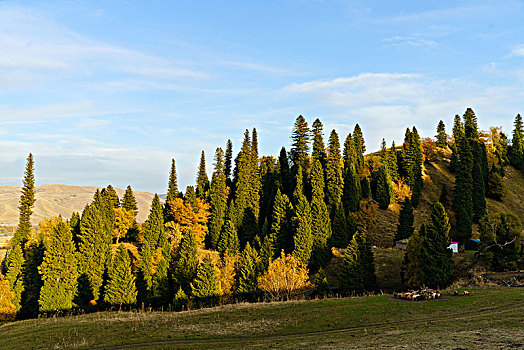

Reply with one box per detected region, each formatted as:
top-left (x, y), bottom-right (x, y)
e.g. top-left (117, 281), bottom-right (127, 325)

top-left (0, 184), bottom-right (157, 226)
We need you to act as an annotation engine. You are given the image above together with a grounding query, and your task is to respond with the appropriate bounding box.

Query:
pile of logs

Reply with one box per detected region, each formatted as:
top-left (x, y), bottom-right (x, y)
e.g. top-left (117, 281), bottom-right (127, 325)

top-left (393, 289), bottom-right (441, 301)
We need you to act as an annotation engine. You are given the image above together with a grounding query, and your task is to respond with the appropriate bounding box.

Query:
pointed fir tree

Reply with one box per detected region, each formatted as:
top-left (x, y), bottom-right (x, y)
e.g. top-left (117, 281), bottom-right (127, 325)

top-left (196, 150), bottom-right (210, 199)
top-left (395, 198), bottom-right (415, 242)
top-left (69, 211), bottom-right (81, 244)
top-left (463, 108), bottom-right (479, 140)
top-left (5, 244), bottom-right (24, 312)
top-left (13, 153), bottom-right (36, 247)
top-left (374, 165), bottom-right (394, 209)
top-left (93, 189), bottom-right (116, 240)
top-left (310, 159), bottom-right (332, 266)
top-left (78, 203), bottom-right (111, 302)
top-left (237, 242), bottom-right (261, 296)
top-left (361, 176), bottom-right (371, 198)
top-left (471, 141), bottom-right (486, 223)
top-left (342, 162), bottom-right (361, 213)
top-left (292, 169), bottom-right (313, 265)
top-left (343, 132), bottom-right (356, 165)
top-left (453, 137), bottom-right (474, 248)
top-left (420, 202), bottom-right (453, 288)
top-left (311, 118), bottom-right (327, 170)
top-left (355, 230), bottom-right (376, 290)
top-left (101, 185), bottom-right (120, 208)
top-left (453, 114), bottom-right (465, 143)
top-left (278, 147), bottom-right (293, 197)
top-left (122, 185), bottom-right (138, 217)
top-left (104, 244), bottom-right (137, 307)
top-left (436, 120), bottom-right (447, 148)
top-left (510, 114), bottom-right (524, 168)
top-left (339, 236), bottom-right (363, 295)
top-left (191, 255), bottom-right (220, 303)
top-left (184, 185), bottom-right (198, 211)
top-left (290, 115), bottom-right (310, 175)
top-left (326, 130), bottom-right (343, 215)
top-left (208, 148), bottom-right (227, 249)
top-left (38, 219), bottom-right (79, 312)
top-left (401, 228), bottom-right (423, 289)
top-left (259, 158), bottom-right (279, 229)
top-left (225, 139), bottom-right (233, 183)
top-left (165, 158), bottom-right (180, 208)
top-left (331, 202), bottom-right (350, 248)
top-left (217, 211), bottom-right (240, 256)
top-left (353, 124), bottom-right (366, 169)
top-left (252, 128), bottom-right (259, 161)
top-left (387, 141), bottom-right (399, 180)
top-left (270, 189), bottom-right (294, 254)
top-left (18, 239), bottom-right (44, 319)
top-left (173, 231), bottom-right (199, 294)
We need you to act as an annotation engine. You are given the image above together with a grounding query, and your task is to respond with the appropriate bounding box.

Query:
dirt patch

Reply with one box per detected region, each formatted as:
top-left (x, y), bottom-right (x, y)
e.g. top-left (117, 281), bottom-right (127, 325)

top-left (388, 295), bottom-right (455, 302)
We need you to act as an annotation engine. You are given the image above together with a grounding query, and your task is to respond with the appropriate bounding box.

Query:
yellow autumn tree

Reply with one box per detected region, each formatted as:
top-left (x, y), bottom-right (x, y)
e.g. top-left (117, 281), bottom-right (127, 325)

top-left (36, 216), bottom-right (63, 247)
top-left (0, 275), bottom-right (16, 323)
top-left (258, 251), bottom-right (311, 301)
top-left (167, 198), bottom-right (210, 247)
top-left (113, 207), bottom-right (135, 243)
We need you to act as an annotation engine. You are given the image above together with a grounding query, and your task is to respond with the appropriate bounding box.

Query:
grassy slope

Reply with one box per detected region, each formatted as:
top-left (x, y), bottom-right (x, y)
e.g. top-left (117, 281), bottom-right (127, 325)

top-left (0, 286), bottom-right (521, 349)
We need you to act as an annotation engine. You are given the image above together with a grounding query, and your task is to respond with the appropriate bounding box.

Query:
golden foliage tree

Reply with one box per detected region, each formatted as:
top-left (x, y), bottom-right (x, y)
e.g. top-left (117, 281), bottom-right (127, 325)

top-left (0, 275), bottom-right (16, 323)
top-left (257, 251), bottom-right (311, 300)
top-left (112, 207), bottom-right (135, 243)
top-left (167, 198), bottom-right (210, 247)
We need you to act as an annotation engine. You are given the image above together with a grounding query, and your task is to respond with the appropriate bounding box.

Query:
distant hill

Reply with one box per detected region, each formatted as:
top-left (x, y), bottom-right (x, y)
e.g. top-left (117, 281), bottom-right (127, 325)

top-left (0, 184), bottom-right (158, 226)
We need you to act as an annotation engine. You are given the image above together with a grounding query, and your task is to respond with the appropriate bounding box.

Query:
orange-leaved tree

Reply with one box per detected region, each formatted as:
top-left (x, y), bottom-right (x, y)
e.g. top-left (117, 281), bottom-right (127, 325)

top-left (167, 198), bottom-right (210, 247)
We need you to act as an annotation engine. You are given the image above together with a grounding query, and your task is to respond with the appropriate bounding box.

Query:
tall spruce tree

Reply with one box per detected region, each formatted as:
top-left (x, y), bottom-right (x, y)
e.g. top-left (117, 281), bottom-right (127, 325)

top-left (208, 148), bottom-right (227, 249)
top-left (310, 159), bottom-right (332, 266)
top-left (453, 137), bottom-right (474, 248)
top-left (196, 151), bottom-right (210, 199)
top-left (387, 141), bottom-right (399, 180)
top-left (184, 186), bottom-right (197, 211)
top-left (278, 147), bottom-right (292, 196)
top-left (19, 239), bottom-right (44, 318)
top-left (166, 159), bottom-right (180, 205)
top-left (311, 118), bottom-right (327, 170)
top-left (339, 236), bottom-right (363, 295)
top-left (252, 128), bottom-right (259, 161)
top-left (217, 210), bottom-right (240, 256)
top-left (290, 115), bottom-right (310, 175)
top-left (173, 231), bottom-right (199, 294)
top-left (121, 185), bottom-right (138, 217)
top-left (453, 114), bottom-right (464, 142)
top-left (420, 202), bottom-right (453, 288)
top-left (326, 130), bottom-right (343, 215)
top-left (353, 124), bottom-right (366, 169)
top-left (5, 244), bottom-right (24, 312)
top-left (78, 202), bottom-right (111, 302)
top-left (104, 244), bottom-right (137, 307)
top-left (395, 199), bottom-right (415, 242)
top-left (401, 228), bottom-right (423, 288)
top-left (292, 167), bottom-right (313, 265)
top-left (13, 153), bottom-right (36, 247)
top-left (331, 202), bottom-right (350, 248)
top-left (38, 219), bottom-right (79, 312)
top-left (342, 162), bottom-right (361, 213)
top-left (237, 242), bottom-right (260, 295)
top-left (510, 114), bottom-right (524, 168)
top-left (225, 139), bottom-right (233, 184)
top-left (463, 108), bottom-right (479, 140)
top-left (436, 120), bottom-right (447, 148)
top-left (191, 255), bottom-right (220, 303)
top-left (471, 141), bottom-right (486, 222)
top-left (270, 189), bottom-right (294, 254)
top-left (374, 165), bottom-right (394, 209)
top-left (355, 230), bottom-right (376, 289)
top-left (102, 185), bottom-right (120, 208)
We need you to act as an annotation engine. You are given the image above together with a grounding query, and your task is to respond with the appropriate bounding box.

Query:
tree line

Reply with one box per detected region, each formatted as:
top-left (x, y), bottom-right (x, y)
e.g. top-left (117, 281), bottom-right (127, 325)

top-left (1, 110), bottom-right (523, 319)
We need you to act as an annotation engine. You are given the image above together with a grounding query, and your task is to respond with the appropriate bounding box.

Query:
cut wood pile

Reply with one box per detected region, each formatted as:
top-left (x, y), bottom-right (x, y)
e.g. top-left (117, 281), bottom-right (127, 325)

top-left (393, 289), bottom-right (441, 301)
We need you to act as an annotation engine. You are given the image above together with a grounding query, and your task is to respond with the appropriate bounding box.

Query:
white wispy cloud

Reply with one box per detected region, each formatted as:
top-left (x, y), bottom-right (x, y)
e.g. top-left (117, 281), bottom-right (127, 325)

top-left (383, 36), bottom-right (437, 48)
top-left (510, 44), bottom-right (524, 57)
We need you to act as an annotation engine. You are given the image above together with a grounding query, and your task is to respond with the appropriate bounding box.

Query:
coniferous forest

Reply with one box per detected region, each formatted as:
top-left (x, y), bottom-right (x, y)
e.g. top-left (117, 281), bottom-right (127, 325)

top-left (1, 110), bottom-right (523, 321)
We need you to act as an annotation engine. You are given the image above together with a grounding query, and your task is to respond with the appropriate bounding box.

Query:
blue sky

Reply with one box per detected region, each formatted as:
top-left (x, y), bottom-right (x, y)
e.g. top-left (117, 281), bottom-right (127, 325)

top-left (1, 0), bottom-right (523, 193)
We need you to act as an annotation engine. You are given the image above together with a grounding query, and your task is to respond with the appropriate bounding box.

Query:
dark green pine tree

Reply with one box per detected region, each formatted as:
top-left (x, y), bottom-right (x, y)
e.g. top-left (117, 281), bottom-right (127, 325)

top-left (165, 159), bottom-right (180, 206)
top-left (252, 128), bottom-right (259, 161)
top-left (354, 230), bottom-right (376, 290)
top-left (101, 185), bottom-right (120, 208)
top-left (453, 137), bottom-right (473, 248)
top-left (225, 139), bottom-right (233, 184)
top-left (311, 118), bottom-right (327, 170)
top-left (310, 159), bottom-right (332, 266)
top-left (184, 186), bottom-right (198, 211)
top-left (191, 255), bottom-right (220, 304)
top-left (290, 115), bottom-right (310, 176)
top-left (452, 114), bottom-right (465, 142)
top-left (208, 148), bottom-right (227, 250)
top-left (374, 165), bottom-right (394, 209)
top-left (78, 202), bottom-right (111, 303)
top-left (395, 199), bottom-right (414, 242)
top-left (173, 231), bottom-right (199, 294)
top-left (69, 211), bottom-right (81, 244)
top-left (353, 124), bottom-right (366, 169)
top-left (436, 120), bottom-right (447, 148)
top-left (259, 158), bottom-right (278, 230)
top-left (270, 189), bottom-right (294, 253)
top-left (388, 141), bottom-right (399, 181)
top-left (510, 114), bottom-right (524, 168)
top-left (360, 177), bottom-right (371, 198)
top-left (234, 130), bottom-right (261, 245)
top-left (343, 132), bottom-right (356, 165)
top-left (449, 142), bottom-right (460, 173)
top-left (420, 202), bottom-right (453, 288)
top-left (325, 130), bottom-right (343, 215)
top-left (138, 194), bottom-right (169, 305)
top-left (121, 185), bottom-right (139, 217)
top-left (292, 168), bottom-right (313, 265)
top-left (471, 141), bottom-right (486, 223)
top-left (463, 108), bottom-right (479, 140)
top-left (342, 162), bottom-right (361, 213)
top-left (278, 147), bottom-right (293, 197)
top-left (237, 242), bottom-right (261, 296)
top-left (38, 219), bottom-right (79, 312)
top-left (401, 228), bottom-right (423, 288)
top-left (196, 150), bottom-right (210, 199)
top-left (217, 209), bottom-right (240, 256)
top-left (13, 153), bottom-right (36, 247)
top-left (104, 244), bottom-right (137, 307)
top-left (18, 240), bottom-right (44, 319)
top-left (339, 236), bottom-right (363, 295)
top-left (94, 189), bottom-right (116, 240)
top-left (5, 244), bottom-right (25, 312)
top-left (331, 202), bottom-right (350, 248)
top-left (410, 127), bottom-right (424, 207)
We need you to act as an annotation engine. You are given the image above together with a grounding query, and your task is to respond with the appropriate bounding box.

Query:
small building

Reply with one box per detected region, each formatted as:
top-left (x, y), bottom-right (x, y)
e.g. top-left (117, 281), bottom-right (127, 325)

top-left (448, 242), bottom-right (459, 253)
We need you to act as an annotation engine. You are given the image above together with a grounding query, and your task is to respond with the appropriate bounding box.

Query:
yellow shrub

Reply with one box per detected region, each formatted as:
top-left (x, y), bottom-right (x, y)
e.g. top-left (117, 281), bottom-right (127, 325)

top-left (0, 275), bottom-right (16, 323)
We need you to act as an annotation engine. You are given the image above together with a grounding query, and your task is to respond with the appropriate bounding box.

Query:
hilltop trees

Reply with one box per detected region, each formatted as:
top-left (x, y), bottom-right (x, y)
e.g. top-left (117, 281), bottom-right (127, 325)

top-left (510, 114), bottom-right (523, 169)
top-left (436, 120), bottom-right (447, 148)
top-left (122, 185), bottom-right (138, 216)
top-left (196, 151), bottom-right (210, 199)
top-left (13, 153), bottom-right (36, 247)
top-left (290, 115), bottom-right (310, 176)
top-left (208, 148), bottom-right (227, 249)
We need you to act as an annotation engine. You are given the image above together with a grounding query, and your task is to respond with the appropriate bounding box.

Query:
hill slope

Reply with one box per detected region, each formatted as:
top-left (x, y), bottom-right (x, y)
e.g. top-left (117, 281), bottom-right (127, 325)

top-left (0, 184), bottom-right (156, 225)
